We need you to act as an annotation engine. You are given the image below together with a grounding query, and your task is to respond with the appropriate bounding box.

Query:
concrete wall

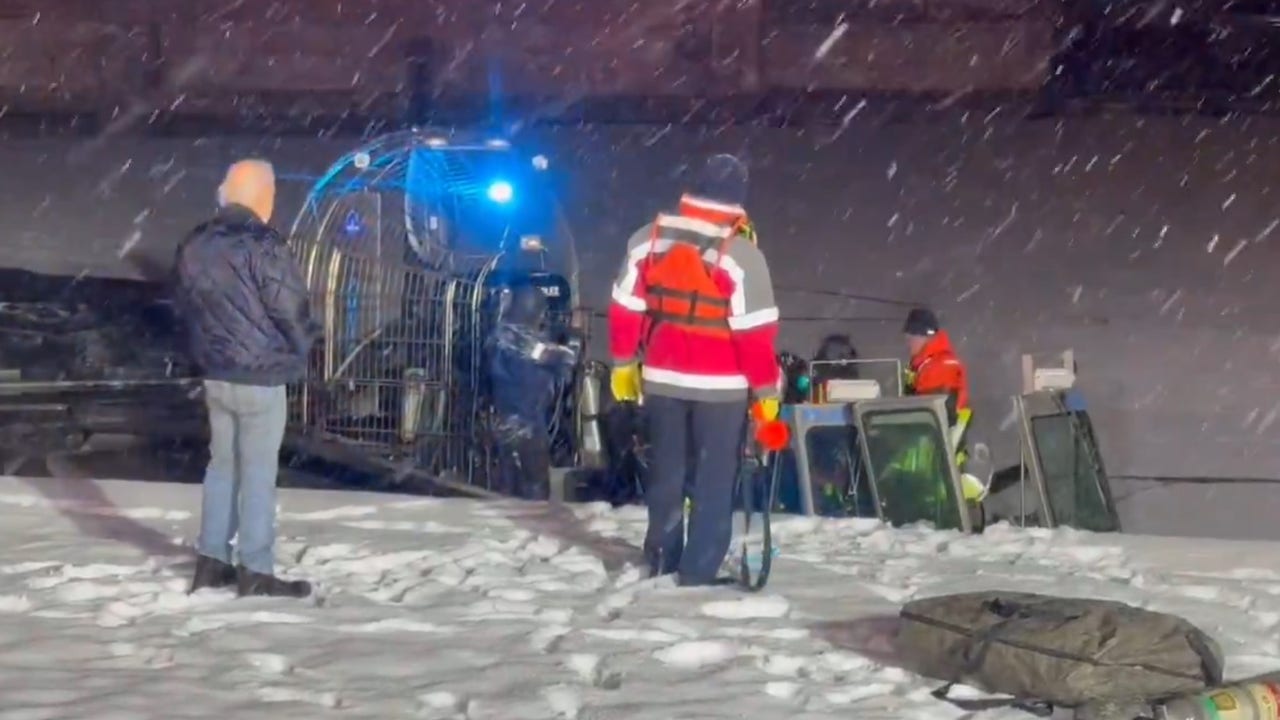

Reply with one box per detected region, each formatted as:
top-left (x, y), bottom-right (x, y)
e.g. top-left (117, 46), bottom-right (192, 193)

top-left (4, 111), bottom-right (1280, 537)
top-left (0, 0), bottom-right (1054, 117)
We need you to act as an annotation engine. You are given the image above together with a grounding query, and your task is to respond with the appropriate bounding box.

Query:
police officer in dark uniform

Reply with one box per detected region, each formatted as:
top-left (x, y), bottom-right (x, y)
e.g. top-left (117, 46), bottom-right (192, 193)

top-left (486, 283), bottom-right (576, 499)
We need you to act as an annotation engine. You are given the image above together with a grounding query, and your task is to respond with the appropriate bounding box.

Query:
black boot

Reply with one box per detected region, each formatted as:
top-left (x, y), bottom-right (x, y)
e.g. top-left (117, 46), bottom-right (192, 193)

top-left (190, 555), bottom-right (238, 593)
top-left (236, 567), bottom-right (312, 599)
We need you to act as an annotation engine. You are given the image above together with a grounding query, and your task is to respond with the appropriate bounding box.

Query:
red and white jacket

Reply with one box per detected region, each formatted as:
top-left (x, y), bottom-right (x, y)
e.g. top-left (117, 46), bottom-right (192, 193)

top-left (608, 195), bottom-right (781, 403)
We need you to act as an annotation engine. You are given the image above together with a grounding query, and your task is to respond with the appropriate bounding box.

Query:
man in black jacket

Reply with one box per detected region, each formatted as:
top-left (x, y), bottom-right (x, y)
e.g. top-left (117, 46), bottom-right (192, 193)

top-left (174, 159), bottom-right (317, 598)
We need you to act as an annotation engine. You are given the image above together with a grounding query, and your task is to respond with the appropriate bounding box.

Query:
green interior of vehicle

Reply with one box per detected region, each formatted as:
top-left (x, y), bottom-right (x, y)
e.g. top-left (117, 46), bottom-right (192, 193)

top-left (861, 409), bottom-right (962, 530)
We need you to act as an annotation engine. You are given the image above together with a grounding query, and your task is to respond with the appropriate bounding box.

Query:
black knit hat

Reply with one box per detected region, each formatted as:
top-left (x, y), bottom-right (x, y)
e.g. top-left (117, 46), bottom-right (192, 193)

top-left (903, 307), bottom-right (941, 337)
top-left (689, 153), bottom-right (749, 206)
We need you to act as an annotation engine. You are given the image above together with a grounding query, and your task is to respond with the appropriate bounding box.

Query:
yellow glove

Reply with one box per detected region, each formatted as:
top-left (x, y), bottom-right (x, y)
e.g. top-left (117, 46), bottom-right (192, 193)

top-left (752, 397), bottom-right (780, 423)
top-left (610, 364), bottom-right (642, 402)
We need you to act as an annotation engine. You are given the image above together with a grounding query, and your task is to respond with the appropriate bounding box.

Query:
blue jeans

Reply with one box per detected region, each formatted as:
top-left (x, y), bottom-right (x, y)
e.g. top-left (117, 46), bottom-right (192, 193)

top-left (197, 380), bottom-right (287, 575)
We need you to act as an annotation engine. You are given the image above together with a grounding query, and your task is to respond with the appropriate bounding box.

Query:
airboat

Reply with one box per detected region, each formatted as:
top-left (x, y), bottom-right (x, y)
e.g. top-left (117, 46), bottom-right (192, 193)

top-left (281, 128), bottom-right (606, 497)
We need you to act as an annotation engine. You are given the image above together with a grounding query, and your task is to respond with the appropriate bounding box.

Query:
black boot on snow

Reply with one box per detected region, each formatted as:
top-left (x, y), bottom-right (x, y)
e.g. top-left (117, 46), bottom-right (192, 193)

top-left (189, 555), bottom-right (238, 593)
top-left (236, 567), bottom-right (312, 599)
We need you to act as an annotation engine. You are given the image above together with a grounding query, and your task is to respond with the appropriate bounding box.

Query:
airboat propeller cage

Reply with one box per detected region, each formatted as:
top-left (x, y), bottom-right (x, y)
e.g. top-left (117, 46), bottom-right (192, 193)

top-left (288, 128), bottom-right (578, 285)
top-left (282, 129), bottom-right (589, 495)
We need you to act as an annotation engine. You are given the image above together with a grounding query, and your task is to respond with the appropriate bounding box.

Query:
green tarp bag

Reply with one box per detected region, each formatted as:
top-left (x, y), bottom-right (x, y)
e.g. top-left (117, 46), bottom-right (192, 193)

top-left (896, 591), bottom-right (1224, 713)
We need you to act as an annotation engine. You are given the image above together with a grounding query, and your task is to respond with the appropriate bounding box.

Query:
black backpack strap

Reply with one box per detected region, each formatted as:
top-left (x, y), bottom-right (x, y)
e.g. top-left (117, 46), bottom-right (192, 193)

top-left (929, 685), bottom-right (1054, 717)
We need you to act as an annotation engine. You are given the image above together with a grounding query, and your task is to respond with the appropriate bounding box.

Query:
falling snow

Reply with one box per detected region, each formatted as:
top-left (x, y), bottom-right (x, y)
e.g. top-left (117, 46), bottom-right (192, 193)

top-left (813, 23), bottom-right (849, 63)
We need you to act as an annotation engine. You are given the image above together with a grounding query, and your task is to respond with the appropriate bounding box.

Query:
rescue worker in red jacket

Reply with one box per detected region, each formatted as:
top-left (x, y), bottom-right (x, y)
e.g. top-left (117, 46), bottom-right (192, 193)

top-left (904, 307), bottom-right (969, 424)
top-left (608, 153), bottom-right (781, 587)
top-left (901, 308), bottom-right (989, 507)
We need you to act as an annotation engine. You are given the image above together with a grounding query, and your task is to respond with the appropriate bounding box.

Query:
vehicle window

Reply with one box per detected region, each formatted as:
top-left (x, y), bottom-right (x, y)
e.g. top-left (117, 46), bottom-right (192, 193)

top-left (861, 409), bottom-right (962, 530)
top-left (803, 425), bottom-right (876, 518)
top-left (1030, 413), bottom-right (1118, 532)
top-left (767, 447), bottom-right (803, 514)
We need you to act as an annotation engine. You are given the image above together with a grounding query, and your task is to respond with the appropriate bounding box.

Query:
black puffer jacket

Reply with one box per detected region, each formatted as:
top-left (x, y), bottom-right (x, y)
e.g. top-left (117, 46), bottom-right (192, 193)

top-left (173, 205), bottom-right (317, 386)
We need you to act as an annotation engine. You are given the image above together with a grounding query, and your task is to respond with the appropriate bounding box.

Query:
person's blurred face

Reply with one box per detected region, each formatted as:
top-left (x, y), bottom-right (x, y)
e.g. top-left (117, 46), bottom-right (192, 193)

top-left (905, 334), bottom-right (928, 356)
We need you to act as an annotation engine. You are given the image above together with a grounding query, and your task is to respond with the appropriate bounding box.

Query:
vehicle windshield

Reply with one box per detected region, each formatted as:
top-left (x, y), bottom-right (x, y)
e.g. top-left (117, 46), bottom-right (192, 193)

top-left (1031, 412), bottom-right (1119, 533)
top-left (860, 410), bottom-right (963, 530)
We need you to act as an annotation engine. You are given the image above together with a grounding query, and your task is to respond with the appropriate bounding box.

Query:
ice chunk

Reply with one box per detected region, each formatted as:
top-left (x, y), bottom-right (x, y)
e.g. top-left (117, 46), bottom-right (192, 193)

top-left (700, 595), bottom-right (790, 620)
top-left (653, 640), bottom-right (739, 669)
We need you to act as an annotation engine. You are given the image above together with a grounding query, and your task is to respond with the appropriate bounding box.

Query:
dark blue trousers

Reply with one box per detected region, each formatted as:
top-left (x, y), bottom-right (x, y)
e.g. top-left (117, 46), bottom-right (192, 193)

top-left (644, 395), bottom-right (748, 586)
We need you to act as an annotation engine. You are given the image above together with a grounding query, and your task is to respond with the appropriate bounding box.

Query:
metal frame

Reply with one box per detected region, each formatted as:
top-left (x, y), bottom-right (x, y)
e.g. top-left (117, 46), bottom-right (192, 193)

top-left (1012, 392), bottom-right (1056, 527)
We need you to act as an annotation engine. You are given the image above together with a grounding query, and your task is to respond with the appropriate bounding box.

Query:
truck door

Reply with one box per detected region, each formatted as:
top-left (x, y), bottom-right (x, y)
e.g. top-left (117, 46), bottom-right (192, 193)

top-left (851, 396), bottom-right (972, 533)
top-left (1015, 388), bottom-right (1121, 532)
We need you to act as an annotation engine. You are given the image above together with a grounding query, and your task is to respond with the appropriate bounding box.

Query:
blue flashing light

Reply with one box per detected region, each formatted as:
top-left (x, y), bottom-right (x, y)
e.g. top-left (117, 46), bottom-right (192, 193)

top-left (486, 180), bottom-right (514, 204)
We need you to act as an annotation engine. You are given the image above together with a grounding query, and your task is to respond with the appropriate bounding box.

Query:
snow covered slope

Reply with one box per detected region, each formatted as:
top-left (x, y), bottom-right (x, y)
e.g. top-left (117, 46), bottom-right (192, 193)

top-left (2, 476), bottom-right (1279, 719)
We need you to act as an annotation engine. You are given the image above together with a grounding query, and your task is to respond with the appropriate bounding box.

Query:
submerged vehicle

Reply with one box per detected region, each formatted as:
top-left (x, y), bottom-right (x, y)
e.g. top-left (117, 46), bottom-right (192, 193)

top-left (283, 128), bottom-right (603, 496)
top-left (770, 349), bottom-right (1121, 534)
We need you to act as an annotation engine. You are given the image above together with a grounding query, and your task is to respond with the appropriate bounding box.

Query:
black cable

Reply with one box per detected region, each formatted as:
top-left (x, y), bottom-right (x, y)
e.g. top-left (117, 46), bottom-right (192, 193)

top-left (1111, 475), bottom-right (1280, 485)
top-left (772, 286), bottom-right (922, 308)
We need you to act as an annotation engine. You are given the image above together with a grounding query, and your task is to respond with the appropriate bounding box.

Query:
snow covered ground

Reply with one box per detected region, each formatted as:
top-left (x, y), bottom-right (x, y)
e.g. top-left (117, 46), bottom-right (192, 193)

top-left (3, 475), bottom-right (1280, 719)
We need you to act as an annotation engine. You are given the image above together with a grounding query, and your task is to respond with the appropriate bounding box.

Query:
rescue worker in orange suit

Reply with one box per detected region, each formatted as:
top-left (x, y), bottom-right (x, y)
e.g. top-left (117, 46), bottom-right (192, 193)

top-left (608, 153), bottom-right (781, 587)
top-left (900, 307), bottom-right (987, 507)
top-left (904, 307), bottom-right (969, 424)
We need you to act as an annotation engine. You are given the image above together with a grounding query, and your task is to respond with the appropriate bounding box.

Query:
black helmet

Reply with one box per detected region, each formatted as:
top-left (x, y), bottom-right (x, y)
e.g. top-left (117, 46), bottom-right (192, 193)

top-left (903, 307), bottom-right (941, 337)
top-left (500, 283), bottom-right (547, 326)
